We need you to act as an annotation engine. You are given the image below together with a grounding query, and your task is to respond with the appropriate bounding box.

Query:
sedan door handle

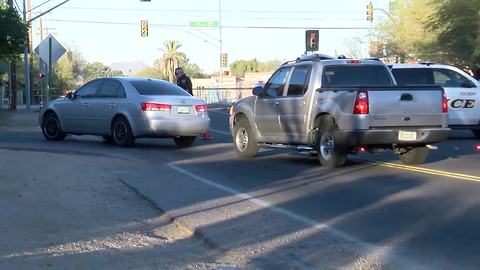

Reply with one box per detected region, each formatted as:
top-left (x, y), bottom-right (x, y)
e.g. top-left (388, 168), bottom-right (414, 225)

top-left (274, 101), bottom-right (280, 105)
top-left (108, 103), bottom-right (115, 108)
top-left (82, 103), bottom-right (89, 108)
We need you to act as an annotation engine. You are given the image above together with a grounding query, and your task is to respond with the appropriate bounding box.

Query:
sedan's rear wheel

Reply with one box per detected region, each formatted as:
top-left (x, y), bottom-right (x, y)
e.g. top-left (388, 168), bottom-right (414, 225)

top-left (111, 116), bottom-right (135, 147)
top-left (174, 136), bottom-right (196, 148)
top-left (42, 113), bottom-right (66, 141)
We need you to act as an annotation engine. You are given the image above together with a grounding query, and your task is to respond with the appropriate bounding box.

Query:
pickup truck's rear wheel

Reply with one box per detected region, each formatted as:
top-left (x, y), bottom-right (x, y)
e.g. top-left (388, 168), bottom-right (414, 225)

top-left (472, 129), bottom-right (480, 138)
top-left (233, 117), bottom-right (258, 158)
top-left (397, 146), bottom-right (429, 165)
top-left (317, 118), bottom-right (347, 168)
top-left (174, 136), bottom-right (196, 148)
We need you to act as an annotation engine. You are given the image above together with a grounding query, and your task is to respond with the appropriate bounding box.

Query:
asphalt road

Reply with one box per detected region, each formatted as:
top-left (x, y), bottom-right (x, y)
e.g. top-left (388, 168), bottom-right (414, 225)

top-left (1, 108), bottom-right (480, 269)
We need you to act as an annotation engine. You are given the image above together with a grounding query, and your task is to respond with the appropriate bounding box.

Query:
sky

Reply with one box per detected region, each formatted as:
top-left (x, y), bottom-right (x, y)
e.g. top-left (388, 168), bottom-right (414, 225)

top-left (27, 0), bottom-right (391, 73)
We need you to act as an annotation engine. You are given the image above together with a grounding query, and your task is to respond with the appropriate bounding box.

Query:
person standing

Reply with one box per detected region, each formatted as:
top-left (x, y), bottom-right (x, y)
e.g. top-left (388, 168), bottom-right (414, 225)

top-left (175, 67), bottom-right (193, 95)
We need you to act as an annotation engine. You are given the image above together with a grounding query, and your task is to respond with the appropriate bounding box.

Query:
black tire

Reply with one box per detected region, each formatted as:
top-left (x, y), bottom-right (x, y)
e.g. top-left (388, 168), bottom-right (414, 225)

top-left (398, 146), bottom-right (429, 165)
top-left (233, 116), bottom-right (258, 158)
top-left (317, 117), bottom-right (347, 168)
top-left (41, 113), bottom-right (66, 141)
top-left (174, 136), bottom-right (196, 148)
top-left (111, 116), bottom-right (135, 147)
top-left (472, 129), bottom-right (480, 138)
top-left (102, 135), bottom-right (113, 143)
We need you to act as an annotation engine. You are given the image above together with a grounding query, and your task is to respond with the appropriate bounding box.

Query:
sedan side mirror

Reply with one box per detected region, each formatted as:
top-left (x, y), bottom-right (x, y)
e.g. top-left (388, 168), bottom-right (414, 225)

top-left (252, 86), bottom-right (264, 96)
top-left (66, 91), bottom-right (75, 99)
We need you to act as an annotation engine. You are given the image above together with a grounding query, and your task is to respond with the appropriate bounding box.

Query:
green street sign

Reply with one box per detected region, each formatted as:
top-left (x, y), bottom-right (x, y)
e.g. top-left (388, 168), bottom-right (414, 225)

top-left (190, 21), bottom-right (219, 27)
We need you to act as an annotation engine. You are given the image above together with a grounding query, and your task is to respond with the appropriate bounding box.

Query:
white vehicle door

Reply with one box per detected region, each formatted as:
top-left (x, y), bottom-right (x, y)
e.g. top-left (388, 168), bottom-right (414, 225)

top-left (433, 68), bottom-right (480, 126)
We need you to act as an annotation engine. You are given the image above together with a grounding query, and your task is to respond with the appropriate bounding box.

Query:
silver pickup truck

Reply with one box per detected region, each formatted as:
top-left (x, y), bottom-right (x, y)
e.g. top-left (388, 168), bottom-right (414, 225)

top-left (229, 54), bottom-right (451, 167)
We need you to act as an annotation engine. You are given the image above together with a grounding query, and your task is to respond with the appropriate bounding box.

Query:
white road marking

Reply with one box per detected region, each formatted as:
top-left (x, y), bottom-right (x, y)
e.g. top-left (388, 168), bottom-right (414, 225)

top-left (166, 162), bottom-right (421, 268)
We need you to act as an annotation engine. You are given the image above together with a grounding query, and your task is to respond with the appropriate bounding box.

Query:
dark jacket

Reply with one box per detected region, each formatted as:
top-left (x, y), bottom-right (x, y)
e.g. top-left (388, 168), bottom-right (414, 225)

top-left (177, 74), bottom-right (193, 95)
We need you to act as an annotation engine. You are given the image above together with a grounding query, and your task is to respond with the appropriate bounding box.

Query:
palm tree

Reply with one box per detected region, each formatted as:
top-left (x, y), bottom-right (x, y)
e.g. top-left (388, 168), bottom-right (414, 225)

top-left (155, 40), bottom-right (187, 82)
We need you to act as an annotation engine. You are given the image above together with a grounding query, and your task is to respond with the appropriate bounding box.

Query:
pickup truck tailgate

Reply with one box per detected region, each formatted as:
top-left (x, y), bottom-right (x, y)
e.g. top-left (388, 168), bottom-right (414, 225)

top-left (368, 87), bottom-right (445, 127)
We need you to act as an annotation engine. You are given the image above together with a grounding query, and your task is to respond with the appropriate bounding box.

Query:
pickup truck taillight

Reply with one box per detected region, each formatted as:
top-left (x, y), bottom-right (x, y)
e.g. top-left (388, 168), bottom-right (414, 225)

top-left (442, 90), bottom-right (448, 113)
top-left (353, 90), bottom-right (369, 114)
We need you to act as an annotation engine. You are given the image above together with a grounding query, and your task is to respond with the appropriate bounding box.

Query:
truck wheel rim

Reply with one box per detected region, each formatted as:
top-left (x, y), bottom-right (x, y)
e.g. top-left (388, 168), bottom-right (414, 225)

top-left (114, 121), bottom-right (127, 142)
top-left (45, 117), bottom-right (59, 137)
top-left (236, 128), bottom-right (248, 151)
top-left (320, 134), bottom-right (334, 160)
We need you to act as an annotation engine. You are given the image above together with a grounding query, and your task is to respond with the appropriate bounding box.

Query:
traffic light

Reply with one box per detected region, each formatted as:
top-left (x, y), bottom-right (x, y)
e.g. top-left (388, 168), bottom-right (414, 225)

top-left (305, 30), bottom-right (319, 52)
top-left (366, 2), bottom-right (374, 22)
top-left (220, 53), bottom-right (228, 67)
top-left (140, 20), bottom-right (148, 37)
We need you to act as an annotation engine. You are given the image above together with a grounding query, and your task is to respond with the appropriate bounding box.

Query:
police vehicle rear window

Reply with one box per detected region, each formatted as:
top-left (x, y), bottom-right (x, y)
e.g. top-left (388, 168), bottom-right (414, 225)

top-left (322, 65), bottom-right (393, 86)
top-left (130, 80), bottom-right (190, 96)
top-left (391, 68), bottom-right (435, 85)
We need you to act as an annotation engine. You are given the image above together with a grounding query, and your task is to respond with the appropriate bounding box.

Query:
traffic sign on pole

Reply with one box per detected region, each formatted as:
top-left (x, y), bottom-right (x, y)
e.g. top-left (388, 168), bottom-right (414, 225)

top-left (190, 21), bottom-right (219, 27)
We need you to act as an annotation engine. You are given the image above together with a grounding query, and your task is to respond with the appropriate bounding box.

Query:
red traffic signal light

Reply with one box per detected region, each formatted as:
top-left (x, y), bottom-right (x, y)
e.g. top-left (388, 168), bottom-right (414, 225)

top-left (305, 30), bottom-right (319, 52)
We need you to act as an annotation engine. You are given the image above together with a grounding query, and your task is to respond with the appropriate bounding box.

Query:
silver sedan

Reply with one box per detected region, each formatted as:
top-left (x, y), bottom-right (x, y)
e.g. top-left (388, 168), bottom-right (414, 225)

top-left (39, 77), bottom-right (210, 147)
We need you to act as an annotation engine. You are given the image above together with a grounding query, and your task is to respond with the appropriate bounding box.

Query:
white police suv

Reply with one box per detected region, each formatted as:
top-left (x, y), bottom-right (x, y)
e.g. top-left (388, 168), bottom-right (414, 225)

top-left (390, 63), bottom-right (480, 137)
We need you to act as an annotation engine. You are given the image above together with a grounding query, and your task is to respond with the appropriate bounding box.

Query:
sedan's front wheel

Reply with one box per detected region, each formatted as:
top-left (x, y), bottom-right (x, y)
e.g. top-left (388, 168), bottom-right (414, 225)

top-left (111, 116), bottom-right (135, 147)
top-left (42, 113), bottom-right (66, 141)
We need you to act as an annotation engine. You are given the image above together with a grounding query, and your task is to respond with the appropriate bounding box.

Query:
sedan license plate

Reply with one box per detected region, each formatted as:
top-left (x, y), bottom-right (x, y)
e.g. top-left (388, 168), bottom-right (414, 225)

top-left (398, 130), bottom-right (417, 141)
top-left (177, 106), bottom-right (190, 114)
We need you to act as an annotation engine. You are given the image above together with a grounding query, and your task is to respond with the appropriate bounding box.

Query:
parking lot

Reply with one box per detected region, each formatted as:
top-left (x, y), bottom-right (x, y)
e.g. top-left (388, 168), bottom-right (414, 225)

top-left (1, 106), bottom-right (480, 269)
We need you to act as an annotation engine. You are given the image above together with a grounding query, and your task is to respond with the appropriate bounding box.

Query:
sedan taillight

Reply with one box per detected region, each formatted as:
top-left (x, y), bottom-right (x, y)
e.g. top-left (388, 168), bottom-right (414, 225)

top-left (141, 103), bottom-right (172, 112)
top-left (194, 104), bottom-right (208, 112)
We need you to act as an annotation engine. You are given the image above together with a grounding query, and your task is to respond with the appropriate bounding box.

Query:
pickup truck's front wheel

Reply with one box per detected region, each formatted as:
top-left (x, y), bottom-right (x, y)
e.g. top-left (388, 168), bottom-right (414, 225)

top-left (233, 117), bottom-right (258, 158)
top-left (397, 146), bottom-right (429, 165)
top-left (317, 118), bottom-right (347, 168)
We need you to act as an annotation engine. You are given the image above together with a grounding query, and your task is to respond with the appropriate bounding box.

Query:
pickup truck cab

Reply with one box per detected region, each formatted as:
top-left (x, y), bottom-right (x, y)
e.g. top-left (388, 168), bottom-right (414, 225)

top-left (229, 54), bottom-right (451, 167)
top-left (390, 63), bottom-right (480, 137)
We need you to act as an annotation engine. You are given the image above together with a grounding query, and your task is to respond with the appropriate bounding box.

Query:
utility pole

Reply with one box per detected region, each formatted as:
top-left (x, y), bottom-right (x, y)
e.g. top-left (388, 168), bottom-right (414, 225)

top-left (218, 0), bottom-right (223, 84)
top-left (22, 0), bottom-right (31, 109)
top-left (7, 0), bottom-right (17, 111)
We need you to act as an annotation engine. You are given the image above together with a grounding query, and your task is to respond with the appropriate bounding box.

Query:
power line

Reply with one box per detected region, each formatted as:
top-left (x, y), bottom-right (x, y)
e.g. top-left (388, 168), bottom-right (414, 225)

top-left (46, 18), bottom-right (372, 30)
top-left (28, 0), bottom-right (53, 13)
top-left (57, 6), bottom-right (361, 14)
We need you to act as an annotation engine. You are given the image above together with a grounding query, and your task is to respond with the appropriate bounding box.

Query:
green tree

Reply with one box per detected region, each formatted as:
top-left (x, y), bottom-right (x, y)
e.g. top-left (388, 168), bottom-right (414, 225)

top-left (183, 62), bottom-right (208, 78)
top-left (83, 62), bottom-right (123, 82)
top-left (0, 3), bottom-right (28, 61)
top-left (135, 67), bottom-right (166, 79)
top-left (53, 48), bottom-right (86, 91)
top-left (155, 40), bottom-right (187, 82)
top-left (371, 0), bottom-right (436, 62)
top-left (425, 0), bottom-right (480, 73)
top-left (229, 58), bottom-right (282, 77)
